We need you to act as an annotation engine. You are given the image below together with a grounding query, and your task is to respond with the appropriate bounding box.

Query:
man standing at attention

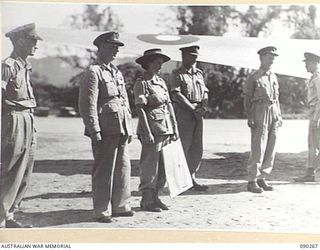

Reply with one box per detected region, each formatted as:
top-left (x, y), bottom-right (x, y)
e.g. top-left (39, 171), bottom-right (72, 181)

top-left (79, 32), bottom-right (134, 223)
top-left (1, 23), bottom-right (42, 228)
top-left (243, 46), bottom-right (282, 193)
top-left (294, 52), bottom-right (320, 182)
top-left (170, 45), bottom-right (209, 191)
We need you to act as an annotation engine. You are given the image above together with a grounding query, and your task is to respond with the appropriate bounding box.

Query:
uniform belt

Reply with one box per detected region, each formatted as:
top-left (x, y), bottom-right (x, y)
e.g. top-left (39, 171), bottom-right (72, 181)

top-left (255, 99), bottom-right (278, 105)
top-left (4, 106), bottom-right (34, 113)
top-left (145, 103), bottom-right (167, 111)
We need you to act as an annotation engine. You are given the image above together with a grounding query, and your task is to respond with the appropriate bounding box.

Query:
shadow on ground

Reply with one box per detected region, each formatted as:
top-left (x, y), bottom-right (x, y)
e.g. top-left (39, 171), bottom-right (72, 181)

top-left (23, 191), bottom-right (91, 201)
top-left (34, 151), bottom-right (309, 182)
top-left (15, 209), bottom-right (94, 227)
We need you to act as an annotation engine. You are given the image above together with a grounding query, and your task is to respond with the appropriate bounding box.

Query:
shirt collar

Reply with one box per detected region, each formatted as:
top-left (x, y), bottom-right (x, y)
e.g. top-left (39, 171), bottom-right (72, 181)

top-left (259, 68), bottom-right (272, 76)
top-left (10, 52), bottom-right (32, 70)
top-left (96, 57), bottom-right (115, 72)
top-left (181, 65), bottom-right (197, 74)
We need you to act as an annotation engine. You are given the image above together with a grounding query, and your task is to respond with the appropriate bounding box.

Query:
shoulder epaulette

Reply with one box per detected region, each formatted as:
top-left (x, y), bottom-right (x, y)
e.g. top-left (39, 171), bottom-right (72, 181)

top-left (2, 57), bottom-right (16, 67)
top-left (249, 69), bottom-right (263, 80)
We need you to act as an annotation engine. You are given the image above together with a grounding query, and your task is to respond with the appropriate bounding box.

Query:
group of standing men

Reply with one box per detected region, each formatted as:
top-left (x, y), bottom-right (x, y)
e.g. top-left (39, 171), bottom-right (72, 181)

top-left (1, 24), bottom-right (319, 227)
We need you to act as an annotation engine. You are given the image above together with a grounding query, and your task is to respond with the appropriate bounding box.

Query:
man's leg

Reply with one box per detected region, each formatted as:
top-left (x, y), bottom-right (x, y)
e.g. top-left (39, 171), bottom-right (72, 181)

top-left (111, 135), bottom-right (133, 216)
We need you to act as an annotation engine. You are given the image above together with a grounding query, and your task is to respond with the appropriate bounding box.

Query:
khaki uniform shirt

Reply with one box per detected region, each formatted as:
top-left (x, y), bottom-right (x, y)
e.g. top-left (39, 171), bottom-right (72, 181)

top-left (170, 65), bottom-right (208, 103)
top-left (134, 75), bottom-right (173, 135)
top-left (2, 53), bottom-right (37, 109)
top-left (244, 68), bottom-right (279, 103)
top-left (78, 58), bottom-right (132, 136)
top-left (307, 70), bottom-right (320, 121)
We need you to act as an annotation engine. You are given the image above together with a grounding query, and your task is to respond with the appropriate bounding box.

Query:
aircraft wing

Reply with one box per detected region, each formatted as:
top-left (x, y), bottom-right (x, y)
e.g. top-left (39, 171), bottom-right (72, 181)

top-left (2, 27), bottom-right (319, 78)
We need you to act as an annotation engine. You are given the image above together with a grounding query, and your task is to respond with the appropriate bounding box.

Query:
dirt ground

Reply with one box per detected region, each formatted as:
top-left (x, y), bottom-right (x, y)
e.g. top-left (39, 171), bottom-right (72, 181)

top-left (10, 118), bottom-right (320, 233)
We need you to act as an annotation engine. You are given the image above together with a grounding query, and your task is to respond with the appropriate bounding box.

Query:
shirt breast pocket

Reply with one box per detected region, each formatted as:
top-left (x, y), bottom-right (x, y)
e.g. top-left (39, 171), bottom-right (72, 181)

top-left (11, 70), bottom-right (25, 89)
top-left (181, 78), bottom-right (192, 97)
top-left (255, 81), bottom-right (269, 98)
top-left (102, 80), bottom-right (119, 97)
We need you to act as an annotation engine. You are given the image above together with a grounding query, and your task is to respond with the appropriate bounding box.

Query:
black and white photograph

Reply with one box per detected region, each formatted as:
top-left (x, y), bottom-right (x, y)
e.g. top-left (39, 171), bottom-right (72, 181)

top-left (1, 0), bottom-right (320, 241)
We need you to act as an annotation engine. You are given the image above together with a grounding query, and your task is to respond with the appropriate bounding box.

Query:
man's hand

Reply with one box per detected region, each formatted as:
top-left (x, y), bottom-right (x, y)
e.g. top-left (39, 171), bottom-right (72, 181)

top-left (92, 132), bottom-right (102, 142)
top-left (277, 117), bottom-right (283, 128)
top-left (193, 106), bottom-right (205, 120)
top-left (247, 119), bottom-right (256, 129)
top-left (171, 125), bottom-right (179, 141)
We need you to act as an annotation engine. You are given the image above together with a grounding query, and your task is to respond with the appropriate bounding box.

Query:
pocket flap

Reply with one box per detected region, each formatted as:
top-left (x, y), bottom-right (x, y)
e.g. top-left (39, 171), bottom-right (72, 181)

top-left (150, 109), bottom-right (166, 120)
top-left (101, 103), bottom-right (119, 113)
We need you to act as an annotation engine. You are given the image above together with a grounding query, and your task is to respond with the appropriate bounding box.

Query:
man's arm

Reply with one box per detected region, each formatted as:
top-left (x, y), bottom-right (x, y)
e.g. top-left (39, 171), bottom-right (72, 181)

top-left (243, 74), bottom-right (256, 128)
top-left (169, 72), bottom-right (196, 112)
top-left (313, 77), bottom-right (320, 127)
top-left (78, 67), bottom-right (101, 141)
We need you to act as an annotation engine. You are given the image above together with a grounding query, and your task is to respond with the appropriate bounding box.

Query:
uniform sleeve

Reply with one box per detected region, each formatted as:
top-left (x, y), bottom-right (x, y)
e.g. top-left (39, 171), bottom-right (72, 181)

top-left (313, 77), bottom-right (320, 121)
top-left (201, 77), bottom-right (209, 93)
top-left (169, 71), bottom-right (181, 93)
top-left (78, 67), bottom-right (101, 135)
top-left (133, 80), bottom-right (147, 105)
top-left (1, 63), bottom-right (12, 90)
top-left (243, 74), bottom-right (255, 97)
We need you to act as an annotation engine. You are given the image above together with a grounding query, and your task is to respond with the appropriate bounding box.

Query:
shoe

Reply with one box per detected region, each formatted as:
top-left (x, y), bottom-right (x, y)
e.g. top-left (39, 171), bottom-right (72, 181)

top-left (96, 216), bottom-right (114, 223)
top-left (192, 180), bottom-right (208, 191)
top-left (257, 179), bottom-right (274, 191)
top-left (141, 202), bottom-right (161, 212)
top-left (154, 198), bottom-right (169, 210)
top-left (247, 181), bottom-right (263, 193)
top-left (5, 219), bottom-right (32, 228)
top-left (293, 175), bottom-right (315, 182)
top-left (112, 210), bottom-right (135, 217)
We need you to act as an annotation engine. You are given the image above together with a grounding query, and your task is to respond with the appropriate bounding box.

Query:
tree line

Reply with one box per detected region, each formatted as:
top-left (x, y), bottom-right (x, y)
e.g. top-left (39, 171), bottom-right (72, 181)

top-left (33, 5), bottom-right (319, 118)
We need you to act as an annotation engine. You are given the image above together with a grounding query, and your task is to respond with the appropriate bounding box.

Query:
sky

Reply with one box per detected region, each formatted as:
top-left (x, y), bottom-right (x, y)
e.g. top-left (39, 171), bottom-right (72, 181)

top-left (3, 2), bottom-right (320, 36)
top-left (1, 2), bottom-right (172, 33)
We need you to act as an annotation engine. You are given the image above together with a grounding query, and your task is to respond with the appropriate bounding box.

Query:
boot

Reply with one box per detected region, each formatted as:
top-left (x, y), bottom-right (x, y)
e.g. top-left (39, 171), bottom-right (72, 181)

top-left (5, 219), bottom-right (32, 228)
top-left (293, 168), bottom-right (316, 182)
top-left (140, 190), bottom-right (161, 212)
top-left (247, 181), bottom-right (263, 193)
top-left (153, 191), bottom-right (168, 211)
top-left (191, 179), bottom-right (208, 191)
top-left (257, 178), bottom-right (273, 191)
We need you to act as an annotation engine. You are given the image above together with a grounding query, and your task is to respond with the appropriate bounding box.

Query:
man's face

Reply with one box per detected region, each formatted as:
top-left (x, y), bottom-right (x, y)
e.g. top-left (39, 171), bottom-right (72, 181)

top-left (260, 53), bottom-right (276, 71)
top-left (19, 37), bottom-right (38, 56)
top-left (305, 60), bottom-right (318, 73)
top-left (100, 43), bottom-right (120, 61)
top-left (182, 53), bottom-right (198, 68)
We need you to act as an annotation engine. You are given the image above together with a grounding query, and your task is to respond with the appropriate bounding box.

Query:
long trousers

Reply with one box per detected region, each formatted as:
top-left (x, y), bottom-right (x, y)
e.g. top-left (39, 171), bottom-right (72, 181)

top-left (247, 103), bottom-right (280, 181)
top-left (91, 134), bottom-right (131, 218)
top-left (308, 119), bottom-right (320, 170)
top-left (0, 111), bottom-right (36, 224)
top-left (174, 105), bottom-right (203, 177)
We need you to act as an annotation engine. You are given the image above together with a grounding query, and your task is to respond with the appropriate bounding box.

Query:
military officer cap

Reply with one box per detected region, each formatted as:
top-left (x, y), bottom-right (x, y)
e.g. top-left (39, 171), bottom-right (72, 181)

top-left (5, 23), bottom-right (42, 41)
top-left (93, 32), bottom-right (124, 47)
top-left (179, 45), bottom-right (200, 55)
top-left (303, 52), bottom-right (320, 63)
top-left (136, 48), bottom-right (170, 65)
top-left (257, 46), bottom-right (278, 56)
